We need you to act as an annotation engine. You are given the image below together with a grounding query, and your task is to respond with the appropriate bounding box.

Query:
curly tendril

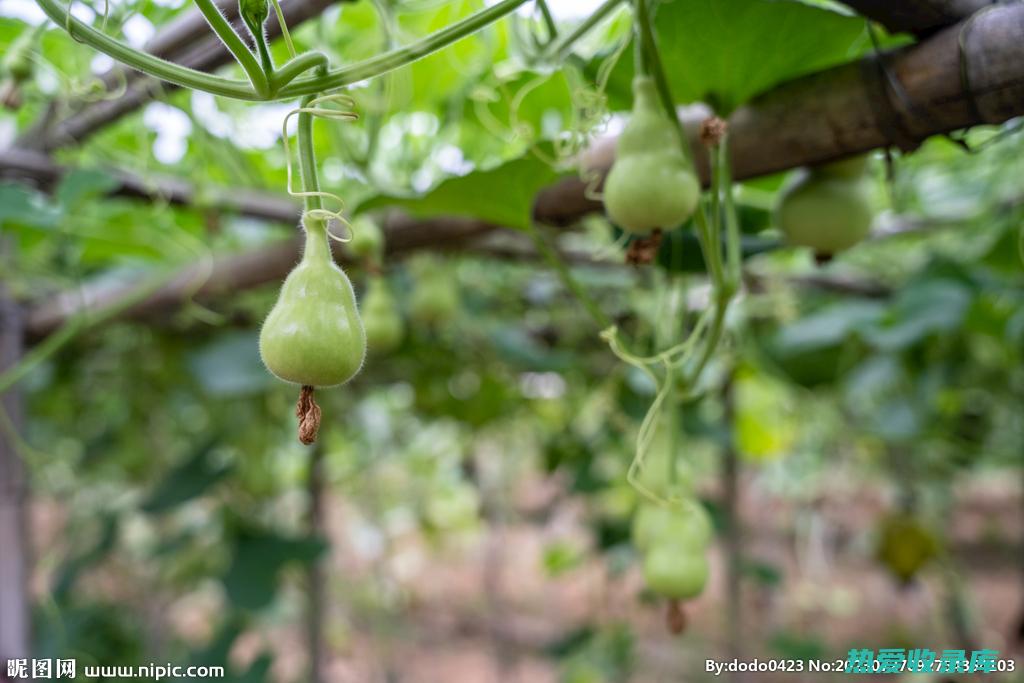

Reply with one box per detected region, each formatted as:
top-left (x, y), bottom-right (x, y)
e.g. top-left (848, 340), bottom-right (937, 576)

top-left (282, 92), bottom-right (360, 240)
top-left (601, 308), bottom-right (712, 505)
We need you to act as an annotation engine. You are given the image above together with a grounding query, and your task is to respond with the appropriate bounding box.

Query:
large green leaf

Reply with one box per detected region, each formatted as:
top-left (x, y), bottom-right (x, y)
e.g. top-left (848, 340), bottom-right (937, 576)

top-left (224, 529), bottom-right (326, 611)
top-left (358, 156), bottom-right (561, 230)
top-left (862, 279), bottom-right (973, 351)
top-left (142, 439), bottom-right (232, 513)
top-left (601, 0), bottom-right (869, 114)
top-left (55, 169), bottom-right (119, 208)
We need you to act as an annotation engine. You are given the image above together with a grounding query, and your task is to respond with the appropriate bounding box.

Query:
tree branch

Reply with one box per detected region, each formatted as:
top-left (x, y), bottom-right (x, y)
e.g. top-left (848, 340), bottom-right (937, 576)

top-left (23, 213), bottom-right (496, 340)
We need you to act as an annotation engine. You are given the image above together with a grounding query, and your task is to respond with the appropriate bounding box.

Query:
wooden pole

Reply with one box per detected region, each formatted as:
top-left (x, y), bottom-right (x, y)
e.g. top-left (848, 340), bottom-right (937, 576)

top-left (0, 245), bottom-right (30, 676)
top-left (306, 443), bottom-right (326, 683)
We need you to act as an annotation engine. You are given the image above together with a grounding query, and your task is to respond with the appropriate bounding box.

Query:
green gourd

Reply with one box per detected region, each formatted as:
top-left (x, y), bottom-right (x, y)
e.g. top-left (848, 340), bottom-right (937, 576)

top-left (3, 26), bottom-right (42, 82)
top-left (362, 275), bottom-right (404, 354)
top-left (259, 214), bottom-right (366, 386)
top-left (347, 215), bottom-right (385, 263)
top-left (632, 500), bottom-right (712, 553)
top-left (603, 75), bottom-right (700, 235)
top-left (642, 547), bottom-right (709, 600)
top-left (776, 156), bottom-right (873, 255)
top-left (875, 513), bottom-right (939, 583)
top-left (410, 265), bottom-right (459, 326)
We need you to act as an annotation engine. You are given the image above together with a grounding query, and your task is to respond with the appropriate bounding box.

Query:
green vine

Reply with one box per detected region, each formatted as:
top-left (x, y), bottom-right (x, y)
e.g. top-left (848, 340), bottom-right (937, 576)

top-left (36, 0), bottom-right (534, 101)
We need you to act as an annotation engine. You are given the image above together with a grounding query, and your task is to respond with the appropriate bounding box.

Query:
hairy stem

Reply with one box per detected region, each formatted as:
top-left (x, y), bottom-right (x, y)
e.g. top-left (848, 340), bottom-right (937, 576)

top-left (634, 0), bottom-right (689, 158)
top-left (193, 0), bottom-right (270, 96)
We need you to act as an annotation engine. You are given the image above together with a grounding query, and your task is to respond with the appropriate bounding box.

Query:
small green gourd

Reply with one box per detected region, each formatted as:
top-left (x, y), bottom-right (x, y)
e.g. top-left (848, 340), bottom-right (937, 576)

top-left (362, 275), bottom-right (404, 354)
top-left (632, 501), bottom-right (712, 553)
top-left (410, 263), bottom-right (459, 326)
top-left (603, 75), bottom-right (700, 234)
top-left (346, 215), bottom-right (385, 264)
top-left (259, 214), bottom-right (366, 387)
top-left (776, 155), bottom-right (873, 255)
top-left (3, 25), bottom-right (42, 82)
top-left (642, 547), bottom-right (709, 600)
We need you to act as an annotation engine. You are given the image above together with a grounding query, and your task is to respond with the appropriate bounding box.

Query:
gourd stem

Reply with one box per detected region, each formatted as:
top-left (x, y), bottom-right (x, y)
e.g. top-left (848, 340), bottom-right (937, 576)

top-left (271, 51), bottom-right (329, 93)
top-left (243, 13), bottom-right (276, 77)
top-left (34, 0), bottom-right (260, 99)
top-left (536, 0), bottom-right (558, 41)
top-left (720, 136), bottom-right (742, 290)
top-left (278, 0), bottom-right (532, 96)
top-left (634, 0), bottom-right (691, 161)
top-left (296, 96), bottom-right (330, 264)
top-left (542, 0), bottom-right (624, 60)
top-left (193, 0), bottom-right (271, 97)
top-left (36, 0), bottom-right (527, 101)
top-left (633, 0), bottom-right (649, 75)
top-left (296, 97), bottom-right (321, 213)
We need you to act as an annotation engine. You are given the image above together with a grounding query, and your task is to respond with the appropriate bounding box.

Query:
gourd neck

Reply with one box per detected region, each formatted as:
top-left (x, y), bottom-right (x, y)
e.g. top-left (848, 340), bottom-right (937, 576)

top-left (302, 215), bottom-right (332, 265)
top-left (631, 76), bottom-right (659, 116)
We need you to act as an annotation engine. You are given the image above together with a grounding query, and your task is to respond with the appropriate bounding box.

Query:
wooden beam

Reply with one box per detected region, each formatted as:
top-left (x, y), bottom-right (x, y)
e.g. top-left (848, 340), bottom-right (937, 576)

top-left (839, 0), bottom-right (993, 36)
top-left (0, 147), bottom-right (301, 224)
top-left (537, 4), bottom-right (1024, 224)
top-left (23, 213), bottom-right (497, 340)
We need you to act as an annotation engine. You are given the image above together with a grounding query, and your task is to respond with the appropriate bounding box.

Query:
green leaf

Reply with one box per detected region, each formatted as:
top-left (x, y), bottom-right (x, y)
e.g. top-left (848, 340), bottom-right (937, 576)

top-left (55, 169), bottom-right (119, 208)
top-left (187, 331), bottom-right (272, 397)
top-left (142, 439), bottom-right (231, 513)
top-left (774, 300), bottom-right (885, 352)
top-left (358, 156), bottom-right (561, 230)
top-left (863, 279), bottom-right (973, 351)
top-left (224, 529), bottom-right (326, 611)
top-left (600, 0), bottom-right (869, 113)
top-left (0, 182), bottom-right (59, 230)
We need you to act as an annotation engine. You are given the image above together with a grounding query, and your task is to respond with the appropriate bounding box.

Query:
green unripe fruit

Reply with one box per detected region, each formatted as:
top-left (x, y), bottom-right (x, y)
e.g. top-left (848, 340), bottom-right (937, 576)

top-left (875, 513), bottom-right (939, 583)
top-left (3, 26), bottom-right (41, 82)
top-left (410, 268), bottom-right (459, 326)
top-left (632, 501), bottom-right (712, 553)
top-left (603, 76), bottom-right (700, 235)
top-left (642, 547), bottom-right (708, 600)
top-left (776, 163), bottom-right (873, 255)
top-left (346, 215), bottom-right (385, 263)
top-left (362, 276), bottom-right (404, 354)
top-left (259, 217), bottom-right (366, 387)
top-left (815, 155), bottom-right (871, 180)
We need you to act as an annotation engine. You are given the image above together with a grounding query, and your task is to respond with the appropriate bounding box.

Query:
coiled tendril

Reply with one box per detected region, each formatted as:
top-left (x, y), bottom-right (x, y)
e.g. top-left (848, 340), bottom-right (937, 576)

top-left (281, 91), bottom-right (360, 241)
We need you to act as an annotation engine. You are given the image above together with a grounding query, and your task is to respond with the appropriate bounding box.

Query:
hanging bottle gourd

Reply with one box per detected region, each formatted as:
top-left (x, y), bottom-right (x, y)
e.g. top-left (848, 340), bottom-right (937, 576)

top-left (776, 155), bottom-right (874, 257)
top-left (632, 499), bottom-right (713, 635)
top-left (260, 213), bottom-right (366, 444)
top-left (362, 275), bottom-right (404, 355)
top-left (603, 75), bottom-right (700, 235)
